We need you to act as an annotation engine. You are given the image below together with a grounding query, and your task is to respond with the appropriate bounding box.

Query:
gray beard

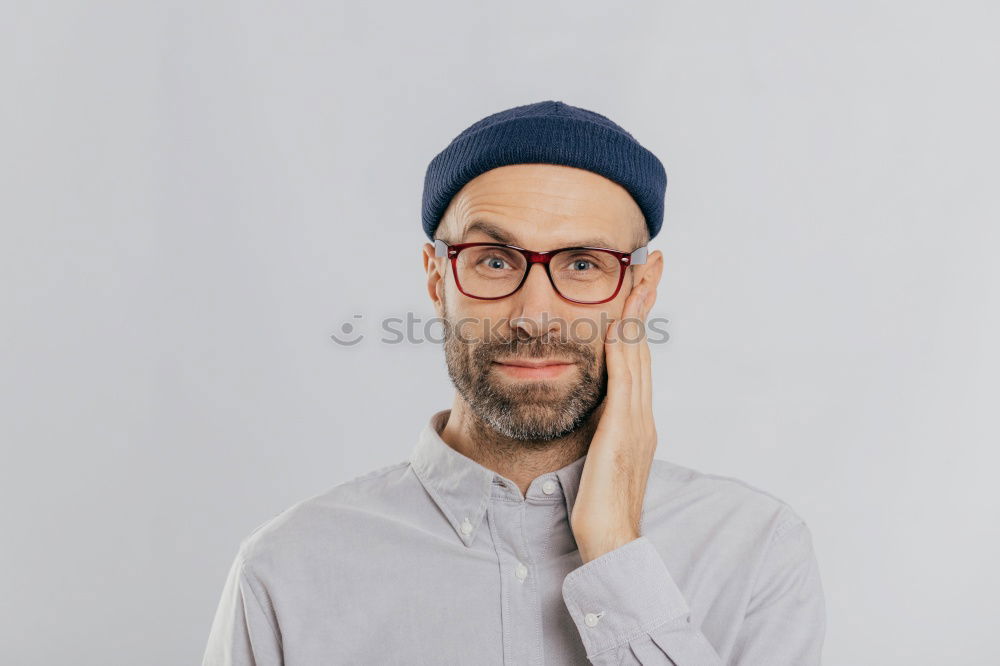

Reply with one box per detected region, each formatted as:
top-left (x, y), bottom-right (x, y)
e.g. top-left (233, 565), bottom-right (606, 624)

top-left (442, 309), bottom-right (607, 443)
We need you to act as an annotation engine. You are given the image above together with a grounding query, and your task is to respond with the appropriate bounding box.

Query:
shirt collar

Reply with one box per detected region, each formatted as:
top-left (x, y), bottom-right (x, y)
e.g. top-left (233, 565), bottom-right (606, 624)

top-left (409, 409), bottom-right (588, 547)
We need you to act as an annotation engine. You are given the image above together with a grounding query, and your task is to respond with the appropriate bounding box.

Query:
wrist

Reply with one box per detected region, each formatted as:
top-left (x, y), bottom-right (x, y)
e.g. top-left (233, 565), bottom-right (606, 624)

top-left (576, 528), bottom-right (641, 564)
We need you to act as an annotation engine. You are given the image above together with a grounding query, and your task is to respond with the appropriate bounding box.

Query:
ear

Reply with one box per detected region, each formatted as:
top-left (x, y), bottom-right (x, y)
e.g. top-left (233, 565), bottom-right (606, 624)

top-left (633, 249), bottom-right (664, 315)
top-left (422, 242), bottom-right (446, 315)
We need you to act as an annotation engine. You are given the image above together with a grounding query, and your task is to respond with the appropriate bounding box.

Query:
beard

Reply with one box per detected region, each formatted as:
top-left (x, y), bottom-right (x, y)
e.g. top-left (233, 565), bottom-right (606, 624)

top-left (441, 297), bottom-right (607, 442)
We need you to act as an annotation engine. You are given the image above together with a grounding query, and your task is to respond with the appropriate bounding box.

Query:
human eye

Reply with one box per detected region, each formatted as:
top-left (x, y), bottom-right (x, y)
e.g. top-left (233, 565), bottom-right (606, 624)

top-left (558, 252), bottom-right (604, 272)
top-left (479, 254), bottom-right (513, 270)
top-left (554, 251), bottom-right (616, 281)
top-left (567, 257), bottom-right (597, 271)
top-left (464, 246), bottom-right (522, 276)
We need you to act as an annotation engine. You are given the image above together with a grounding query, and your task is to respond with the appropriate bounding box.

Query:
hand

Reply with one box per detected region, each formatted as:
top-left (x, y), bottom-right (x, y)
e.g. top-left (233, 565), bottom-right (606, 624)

top-left (570, 284), bottom-right (658, 564)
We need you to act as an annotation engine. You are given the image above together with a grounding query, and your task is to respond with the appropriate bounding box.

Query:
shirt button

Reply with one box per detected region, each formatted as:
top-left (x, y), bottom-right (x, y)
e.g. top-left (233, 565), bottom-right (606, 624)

top-left (542, 479), bottom-right (557, 495)
top-left (460, 518), bottom-right (473, 536)
top-left (514, 562), bottom-right (528, 580)
top-left (584, 612), bottom-right (600, 627)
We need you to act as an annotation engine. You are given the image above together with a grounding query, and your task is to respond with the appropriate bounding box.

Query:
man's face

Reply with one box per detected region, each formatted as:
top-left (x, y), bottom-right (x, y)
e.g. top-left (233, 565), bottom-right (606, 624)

top-left (423, 164), bottom-right (657, 443)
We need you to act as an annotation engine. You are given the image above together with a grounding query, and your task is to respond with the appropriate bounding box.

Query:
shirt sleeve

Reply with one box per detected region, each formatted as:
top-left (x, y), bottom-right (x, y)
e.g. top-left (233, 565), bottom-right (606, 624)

top-left (561, 521), bottom-right (826, 665)
top-left (727, 519), bottom-right (826, 664)
top-left (202, 552), bottom-right (284, 666)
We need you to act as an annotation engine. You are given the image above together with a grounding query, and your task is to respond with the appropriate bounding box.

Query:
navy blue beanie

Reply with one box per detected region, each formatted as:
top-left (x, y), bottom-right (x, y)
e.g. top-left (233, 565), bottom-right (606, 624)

top-left (421, 100), bottom-right (667, 242)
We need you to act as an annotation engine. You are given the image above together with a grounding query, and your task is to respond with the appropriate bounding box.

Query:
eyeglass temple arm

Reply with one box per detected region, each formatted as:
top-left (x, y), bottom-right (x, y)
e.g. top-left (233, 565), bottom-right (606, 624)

top-left (629, 246), bottom-right (648, 265)
top-left (434, 239), bottom-right (450, 258)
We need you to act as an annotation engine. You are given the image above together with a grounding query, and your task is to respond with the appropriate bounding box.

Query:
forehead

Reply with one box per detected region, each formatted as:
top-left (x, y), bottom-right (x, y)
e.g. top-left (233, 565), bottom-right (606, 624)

top-left (446, 164), bottom-right (643, 250)
top-left (458, 219), bottom-right (622, 252)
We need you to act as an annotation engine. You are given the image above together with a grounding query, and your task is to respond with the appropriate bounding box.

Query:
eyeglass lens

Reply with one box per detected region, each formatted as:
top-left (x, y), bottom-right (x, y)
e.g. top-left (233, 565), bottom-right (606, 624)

top-left (455, 246), bottom-right (622, 302)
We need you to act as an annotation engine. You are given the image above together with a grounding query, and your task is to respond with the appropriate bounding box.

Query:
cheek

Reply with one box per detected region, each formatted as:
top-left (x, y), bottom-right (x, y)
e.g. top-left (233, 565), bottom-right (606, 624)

top-left (609, 290), bottom-right (629, 318)
top-left (564, 312), bottom-right (612, 348)
top-left (445, 300), bottom-right (517, 343)
top-left (596, 295), bottom-right (630, 339)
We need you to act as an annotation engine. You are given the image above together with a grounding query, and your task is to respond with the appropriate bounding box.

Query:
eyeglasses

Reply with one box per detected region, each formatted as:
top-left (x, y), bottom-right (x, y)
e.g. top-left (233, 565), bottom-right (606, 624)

top-left (434, 239), bottom-right (648, 305)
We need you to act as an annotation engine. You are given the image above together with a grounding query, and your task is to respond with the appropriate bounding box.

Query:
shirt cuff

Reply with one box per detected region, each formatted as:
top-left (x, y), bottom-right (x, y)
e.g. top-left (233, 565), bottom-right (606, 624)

top-left (562, 535), bottom-right (691, 658)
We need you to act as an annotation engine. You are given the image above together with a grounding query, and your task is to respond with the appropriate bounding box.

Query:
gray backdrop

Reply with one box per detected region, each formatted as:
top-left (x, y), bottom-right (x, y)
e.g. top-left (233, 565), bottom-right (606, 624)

top-left (3, 1), bottom-right (998, 664)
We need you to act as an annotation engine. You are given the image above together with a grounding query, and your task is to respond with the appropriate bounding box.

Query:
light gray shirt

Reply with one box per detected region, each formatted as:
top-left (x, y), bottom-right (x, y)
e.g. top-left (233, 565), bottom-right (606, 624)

top-left (203, 409), bottom-right (826, 665)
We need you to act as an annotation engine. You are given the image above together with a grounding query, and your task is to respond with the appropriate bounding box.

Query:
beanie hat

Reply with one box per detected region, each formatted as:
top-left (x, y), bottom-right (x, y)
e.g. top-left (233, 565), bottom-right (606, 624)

top-left (421, 100), bottom-right (667, 242)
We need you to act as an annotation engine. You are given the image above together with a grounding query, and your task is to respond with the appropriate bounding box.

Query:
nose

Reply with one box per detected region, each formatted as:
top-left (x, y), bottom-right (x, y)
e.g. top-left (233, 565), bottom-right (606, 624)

top-left (509, 264), bottom-right (562, 339)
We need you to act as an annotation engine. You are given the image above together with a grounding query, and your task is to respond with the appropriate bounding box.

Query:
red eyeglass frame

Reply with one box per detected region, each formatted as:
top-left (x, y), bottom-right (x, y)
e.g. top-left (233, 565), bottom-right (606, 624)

top-left (434, 239), bottom-right (648, 305)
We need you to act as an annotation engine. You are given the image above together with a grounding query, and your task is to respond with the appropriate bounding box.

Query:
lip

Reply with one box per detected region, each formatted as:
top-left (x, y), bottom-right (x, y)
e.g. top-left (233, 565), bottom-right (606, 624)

top-left (494, 358), bottom-right (574, 368)
top-left (492, 358), bottom-right (576, 379)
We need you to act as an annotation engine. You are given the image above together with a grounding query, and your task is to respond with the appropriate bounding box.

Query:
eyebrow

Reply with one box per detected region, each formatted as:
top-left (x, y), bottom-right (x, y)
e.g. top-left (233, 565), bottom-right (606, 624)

top-left (462, 220), bottom-right (517, 244)
top-left (461, 219), bottom-right (624, 250)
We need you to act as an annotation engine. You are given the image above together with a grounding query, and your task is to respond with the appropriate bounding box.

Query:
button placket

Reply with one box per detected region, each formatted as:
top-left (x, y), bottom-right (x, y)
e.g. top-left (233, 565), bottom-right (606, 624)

top-left (487, 488), bottom-right (543, 665)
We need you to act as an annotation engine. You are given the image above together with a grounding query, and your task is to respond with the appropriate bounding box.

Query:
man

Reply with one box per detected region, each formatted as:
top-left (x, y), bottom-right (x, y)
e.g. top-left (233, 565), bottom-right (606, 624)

top-left (203, 100), bottom-right (826, 665)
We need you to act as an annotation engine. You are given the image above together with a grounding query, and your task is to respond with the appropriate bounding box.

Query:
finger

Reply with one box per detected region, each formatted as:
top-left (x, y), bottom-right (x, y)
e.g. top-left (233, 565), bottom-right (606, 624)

top-left (639, 316), bottom-right (652, 422)
top-left (629, 285), bottom-right (652, 421)
top-left (622, 287), bottom-right (646, 409)
top-left (624, 286), bottom-right (644, 338)
top-left (641, 289), bottom-right (657, 321)
top-left (604, 318), bottom-right (631, 410)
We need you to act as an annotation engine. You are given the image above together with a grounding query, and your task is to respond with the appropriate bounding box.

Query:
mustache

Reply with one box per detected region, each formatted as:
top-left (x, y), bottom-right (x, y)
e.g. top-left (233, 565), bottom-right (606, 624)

top-left (471, 336), bottom-right (596, 365)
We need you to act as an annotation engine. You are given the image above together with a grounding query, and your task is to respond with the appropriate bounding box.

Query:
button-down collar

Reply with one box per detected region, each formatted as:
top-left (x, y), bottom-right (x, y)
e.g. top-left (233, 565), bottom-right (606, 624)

top-left (409, 409), bottom-right (587, 547)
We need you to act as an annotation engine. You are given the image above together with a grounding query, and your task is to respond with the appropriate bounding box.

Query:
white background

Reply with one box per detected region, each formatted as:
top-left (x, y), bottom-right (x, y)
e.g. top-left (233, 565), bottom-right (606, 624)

top-left (3, 1), bottom-right (998, 664)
